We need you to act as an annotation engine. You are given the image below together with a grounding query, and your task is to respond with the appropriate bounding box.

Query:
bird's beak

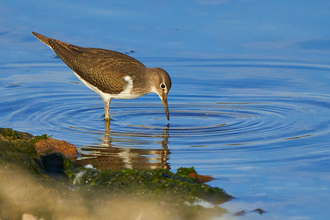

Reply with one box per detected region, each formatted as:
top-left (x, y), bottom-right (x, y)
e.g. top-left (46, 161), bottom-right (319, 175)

top-left (160, 93), bottom-right (170, 120)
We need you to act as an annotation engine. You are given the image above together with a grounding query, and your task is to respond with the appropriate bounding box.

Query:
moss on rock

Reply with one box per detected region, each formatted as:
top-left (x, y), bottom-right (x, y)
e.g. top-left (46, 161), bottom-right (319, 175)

top-left (0, 127), bottom-right (34, 142)
top-left (66, 166), bottom-right (232, 218)
top-left (29, 134), bottom-right (50, 144)
top-left (0, 140), bottom-right (44, 175)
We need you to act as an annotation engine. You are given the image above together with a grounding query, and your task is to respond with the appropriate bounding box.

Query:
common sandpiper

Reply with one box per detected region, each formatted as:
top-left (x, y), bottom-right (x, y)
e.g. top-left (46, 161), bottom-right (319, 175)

top-left (32, 32), bottom-right (171, 120)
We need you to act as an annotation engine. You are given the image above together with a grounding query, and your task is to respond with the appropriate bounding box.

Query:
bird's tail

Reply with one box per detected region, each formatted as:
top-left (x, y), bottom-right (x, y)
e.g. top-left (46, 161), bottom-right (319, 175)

top-left (32, 32), bottom-right (51, 47)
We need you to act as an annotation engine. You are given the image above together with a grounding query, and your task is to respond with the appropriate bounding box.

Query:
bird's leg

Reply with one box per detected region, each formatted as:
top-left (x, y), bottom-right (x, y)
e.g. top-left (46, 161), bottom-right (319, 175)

top-left (104, 98), bottom-right (111, 121)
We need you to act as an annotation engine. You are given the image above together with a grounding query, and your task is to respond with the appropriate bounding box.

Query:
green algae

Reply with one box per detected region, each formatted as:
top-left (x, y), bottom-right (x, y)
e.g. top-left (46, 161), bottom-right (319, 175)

top-left (0, 128), bottom-right (18, 139)
top-left (0, 127), bottom-right (33, 142)
top-left (0, 127), bottom-right (51, 144)
top-left (0, 139), bottom-right (44, 175)
top-left (29, 134), bottom-right (52, 144)
top-left (0, 128), bottom-right (63, 176)
top-left (66, 166), bottom-right (232, 218)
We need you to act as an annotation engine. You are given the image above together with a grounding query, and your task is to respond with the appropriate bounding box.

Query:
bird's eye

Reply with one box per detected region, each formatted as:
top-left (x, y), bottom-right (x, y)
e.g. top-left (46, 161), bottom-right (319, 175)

top-left (160, 83), bottom-right (166, 89)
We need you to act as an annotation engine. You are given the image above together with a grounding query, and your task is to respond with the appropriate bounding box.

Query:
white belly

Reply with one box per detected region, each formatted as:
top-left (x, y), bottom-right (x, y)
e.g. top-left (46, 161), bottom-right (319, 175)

top-left (73, 72), bottom-right (140, 103)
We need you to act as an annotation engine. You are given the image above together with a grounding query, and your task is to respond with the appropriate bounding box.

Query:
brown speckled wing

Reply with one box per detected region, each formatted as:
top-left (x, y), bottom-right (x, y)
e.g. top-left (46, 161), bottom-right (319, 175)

top-left (48, 38), bottom-right (146, 94)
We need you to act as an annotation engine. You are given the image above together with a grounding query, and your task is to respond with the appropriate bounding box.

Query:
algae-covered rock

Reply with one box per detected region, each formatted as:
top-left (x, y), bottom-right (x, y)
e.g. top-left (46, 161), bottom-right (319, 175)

top-left (41, 152), bottom-right (73, 174)
top-left (0, 127), bottom-right (233, 219)
top-left (0, 127), bottom-right (34, 142)
top-left (67, 166), bottom-right (232, 218)
top-left (0, 127), bottom-right (50, 145)
top-left (0, 128), bottom-right (75, 177)
top-left (0, 140), bottom-right (44, 175)
top-left (29, 134), bottom-right (49, 144)
top-left (0, 128), bottom-right (74, 177)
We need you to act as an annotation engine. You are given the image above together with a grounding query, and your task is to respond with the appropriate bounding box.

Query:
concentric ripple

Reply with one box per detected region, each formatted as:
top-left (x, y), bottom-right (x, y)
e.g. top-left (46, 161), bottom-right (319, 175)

top-left (2, 59), bottom-right (330, 168)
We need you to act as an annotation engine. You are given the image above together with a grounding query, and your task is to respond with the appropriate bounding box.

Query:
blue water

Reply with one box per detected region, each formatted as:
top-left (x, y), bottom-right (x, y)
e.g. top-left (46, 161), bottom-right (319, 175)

top-left (1, 1), bottom-right (330, 219)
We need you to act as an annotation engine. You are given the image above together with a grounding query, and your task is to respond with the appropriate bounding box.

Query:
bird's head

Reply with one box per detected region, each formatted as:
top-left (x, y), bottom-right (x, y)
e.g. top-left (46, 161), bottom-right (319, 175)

top-left (148, 68), bottom-right (172, 120)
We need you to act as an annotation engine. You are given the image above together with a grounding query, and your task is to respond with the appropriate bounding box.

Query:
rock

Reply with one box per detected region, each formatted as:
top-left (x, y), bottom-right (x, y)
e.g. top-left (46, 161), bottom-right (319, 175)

top-left (0, 139), bottom-right (45, 175)
top-left (252, 208), bottom-right (266, 214)
top-left (41, 153), bottom-right (72, 174)
top-left (35, 138), bottom-right (78, 160)
top-left (0, 128), bottom-right (33, 142)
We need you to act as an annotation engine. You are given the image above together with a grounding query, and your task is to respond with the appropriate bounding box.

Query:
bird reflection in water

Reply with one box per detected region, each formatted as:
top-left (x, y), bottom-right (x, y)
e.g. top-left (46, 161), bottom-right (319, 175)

top-left (74, 120), bottom-right (170, 170)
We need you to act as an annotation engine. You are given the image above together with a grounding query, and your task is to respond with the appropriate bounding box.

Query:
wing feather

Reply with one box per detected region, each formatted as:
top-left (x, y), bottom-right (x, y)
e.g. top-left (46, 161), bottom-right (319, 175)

top-left (34, 32), bottom-right (146, 94)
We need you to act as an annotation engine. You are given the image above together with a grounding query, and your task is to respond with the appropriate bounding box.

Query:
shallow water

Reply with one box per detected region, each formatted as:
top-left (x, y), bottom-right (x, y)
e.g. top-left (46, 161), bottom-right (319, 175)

top-left (2, 1), bottom-right (330, 219)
